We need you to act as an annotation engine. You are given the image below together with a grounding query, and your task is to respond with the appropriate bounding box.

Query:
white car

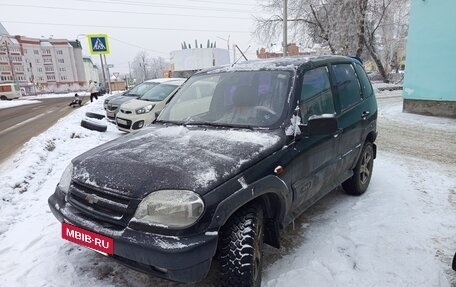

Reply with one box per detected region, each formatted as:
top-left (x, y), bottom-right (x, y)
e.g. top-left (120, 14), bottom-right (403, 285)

top-left (116, 78), bottom-right (186, 132)
top-left (0, 83), bottom-right (21, 100)
top-left (104, 78), bottom-right (180, 121)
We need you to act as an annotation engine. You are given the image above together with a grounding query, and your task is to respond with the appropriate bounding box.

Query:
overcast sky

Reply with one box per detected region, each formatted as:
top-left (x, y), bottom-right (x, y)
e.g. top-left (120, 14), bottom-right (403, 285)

top-left (1, 0), bottom-right (276, 74)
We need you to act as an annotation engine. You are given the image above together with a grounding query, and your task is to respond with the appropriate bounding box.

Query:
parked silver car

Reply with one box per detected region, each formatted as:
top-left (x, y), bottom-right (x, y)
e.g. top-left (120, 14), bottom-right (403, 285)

top-left (104, 78), bottom-right (182, 121)
top-left (116, 78), bottom-right (185, 132)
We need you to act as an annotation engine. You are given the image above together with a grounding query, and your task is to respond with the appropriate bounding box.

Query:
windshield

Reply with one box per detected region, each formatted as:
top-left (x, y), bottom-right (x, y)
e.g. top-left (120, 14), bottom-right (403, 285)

top-left (125, 82), bottom-right (159, 97)
top-left (159, 70), bottom-right (292, 128)
top-left (140, 84), bottom-right (178, 102)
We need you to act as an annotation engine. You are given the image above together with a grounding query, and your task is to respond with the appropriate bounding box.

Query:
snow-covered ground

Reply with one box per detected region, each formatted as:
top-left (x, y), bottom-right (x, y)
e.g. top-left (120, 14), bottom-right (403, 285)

top-left (0, 91), bottom-right (455, 287)
top-left (0, 99), bottom-right (42, 110)
top-left (0, 92), bottom-right (88, 110)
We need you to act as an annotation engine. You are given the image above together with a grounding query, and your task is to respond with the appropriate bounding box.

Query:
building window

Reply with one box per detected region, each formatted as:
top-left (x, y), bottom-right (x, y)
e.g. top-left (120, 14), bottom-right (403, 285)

top-left (61, 75), bottom-right (67, 81)
top-left (56, 50), bottom-right (63, 55)
top-left (45, 66), bottom-right (54, 72)
top-left (47, 75), bottom-right (56, 81)
top-left (34, 50), bottom-right (39, 55)
top-left (59, 67), bottom-right (66, 72)
top-left (35, 59), bottom-right (40, 64)
top-left (43, 58), bottom-right (52, 63)
top-left (37, 67), bottom-right (43, 72)
top-left (58, 59), bottom-right (64, 64)
top-left (24, 49), bottom-right (28, 54)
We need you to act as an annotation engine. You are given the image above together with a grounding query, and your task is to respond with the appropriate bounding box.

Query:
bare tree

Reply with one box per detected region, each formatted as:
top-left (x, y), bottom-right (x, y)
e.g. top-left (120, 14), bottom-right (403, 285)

top-left (131, 51), bottom-right (150, 82)
top-left (131, 52), bottom-right (171, 82)
top-left (149, 57), bottom-right (170, 79)
top-left (255, 0), bottom-right (410, 83)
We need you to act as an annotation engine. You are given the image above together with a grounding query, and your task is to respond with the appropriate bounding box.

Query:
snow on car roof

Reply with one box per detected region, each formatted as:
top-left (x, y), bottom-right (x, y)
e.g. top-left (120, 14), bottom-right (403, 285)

top-left (202, 55), bottom-right (352, 74)
top-left (145, 78), bottom-right (186, 84)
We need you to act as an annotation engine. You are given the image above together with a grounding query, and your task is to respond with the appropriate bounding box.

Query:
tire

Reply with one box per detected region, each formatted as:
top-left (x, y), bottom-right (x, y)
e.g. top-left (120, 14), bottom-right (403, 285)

top-left (85, 112), bottom-right (105, 120)
top-left (343, 141), bottom-right (374, 195)
top-left (452, 252), bottom-right (456, 271)
top-left (80, 119), bottom-right (107, 132)
top-left (0, 96), bottom-right (7, 101)
top-left (219, 204), bottom-right (264, 287)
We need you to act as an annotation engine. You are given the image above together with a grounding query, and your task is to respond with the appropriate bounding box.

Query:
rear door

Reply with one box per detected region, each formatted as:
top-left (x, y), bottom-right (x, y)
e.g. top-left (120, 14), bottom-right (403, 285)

top-left (330, 62), bottom-right (366, 175)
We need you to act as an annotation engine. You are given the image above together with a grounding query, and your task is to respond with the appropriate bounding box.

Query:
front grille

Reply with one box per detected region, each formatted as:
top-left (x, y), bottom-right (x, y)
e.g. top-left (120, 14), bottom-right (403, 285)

top-left (68, 181), bottom-right (136, 227)
top-left (116, 118), bottom-right (132, 129)
top-left (120, 109), bottom-right (132, 114)
top-left (107, 105), bottom-right (118, 111)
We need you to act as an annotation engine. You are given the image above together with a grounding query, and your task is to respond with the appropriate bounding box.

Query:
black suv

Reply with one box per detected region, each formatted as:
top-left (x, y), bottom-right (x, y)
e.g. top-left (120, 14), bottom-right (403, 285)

top-left (49, 56), bottom-right (377, 286)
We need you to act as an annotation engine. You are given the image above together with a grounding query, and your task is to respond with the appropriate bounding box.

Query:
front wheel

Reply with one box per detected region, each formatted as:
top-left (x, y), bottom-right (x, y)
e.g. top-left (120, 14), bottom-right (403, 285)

top-left (219, 204), bottom-right (264, 287)
top-left (343, 142), bottom-right (374, 196)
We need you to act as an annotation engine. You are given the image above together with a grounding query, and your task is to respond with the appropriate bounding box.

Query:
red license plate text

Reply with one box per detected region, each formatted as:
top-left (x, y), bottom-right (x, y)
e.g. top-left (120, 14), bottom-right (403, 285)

top-left (62, 222), bottom-right (114, 255)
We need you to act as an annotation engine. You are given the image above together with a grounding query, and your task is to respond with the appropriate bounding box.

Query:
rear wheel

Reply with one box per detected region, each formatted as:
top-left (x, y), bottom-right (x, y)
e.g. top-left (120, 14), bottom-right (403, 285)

top-left (0, 96), bottom-right (7, 101)
top-left (219, 204), bottom-right (264, 287)
top-left (343, 142), bottom-right (374, 195)
top-left (452, 252), bottom-right (456, 271)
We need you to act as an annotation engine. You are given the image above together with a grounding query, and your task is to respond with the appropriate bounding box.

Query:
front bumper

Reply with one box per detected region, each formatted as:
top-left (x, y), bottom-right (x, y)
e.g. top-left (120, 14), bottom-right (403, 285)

top-left (48, 191), bottom-right (218, 283)
top-left (116, 112), bottom-right (153, 132)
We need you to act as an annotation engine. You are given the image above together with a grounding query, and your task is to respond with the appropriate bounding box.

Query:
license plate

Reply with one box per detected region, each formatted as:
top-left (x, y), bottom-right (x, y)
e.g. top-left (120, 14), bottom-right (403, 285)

top-left (117, 118), bottom-right (127, 125)
top-left (62, 222), bottom-right (114, 255)
top-left (107, 112), bottom-right (115, 118)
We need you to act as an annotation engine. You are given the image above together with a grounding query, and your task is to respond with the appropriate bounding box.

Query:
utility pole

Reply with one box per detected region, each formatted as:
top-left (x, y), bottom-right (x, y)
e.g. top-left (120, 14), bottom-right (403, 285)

top-left (103, 54), bottom-right (111, 93)
top-left (128, 61), bottom-right (132, 84)
top-left (99, 54), bottom-right (106, 88)
top-left (283, 0), bottom-right (288, 57)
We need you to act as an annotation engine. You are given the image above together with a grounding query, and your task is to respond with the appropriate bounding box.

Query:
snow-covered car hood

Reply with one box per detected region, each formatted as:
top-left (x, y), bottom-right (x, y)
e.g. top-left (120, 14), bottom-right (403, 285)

top-left (107, 96), bottom-right (137, 108)
top-left (120, 99), bottom-right (158, 110)
top-left (72, 125), bottom-right (285, 198)
top-left (104, 94), bottom-right (124, 104)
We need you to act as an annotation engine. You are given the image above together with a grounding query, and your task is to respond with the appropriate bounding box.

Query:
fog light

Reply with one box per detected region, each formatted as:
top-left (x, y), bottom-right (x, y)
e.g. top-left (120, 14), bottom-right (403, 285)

top-left (132, 120), bottom-right (145, 130)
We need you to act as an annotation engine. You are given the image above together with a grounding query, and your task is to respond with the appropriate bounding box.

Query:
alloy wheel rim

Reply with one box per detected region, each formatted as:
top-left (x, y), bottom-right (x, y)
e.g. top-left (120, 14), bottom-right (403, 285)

top-left (360, 151), bottom-right (372, 185)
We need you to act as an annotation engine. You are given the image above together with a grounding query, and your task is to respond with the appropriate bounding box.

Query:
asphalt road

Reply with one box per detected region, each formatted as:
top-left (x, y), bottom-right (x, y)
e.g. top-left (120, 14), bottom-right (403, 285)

top-left (0, 96), bottom-right (89, 164)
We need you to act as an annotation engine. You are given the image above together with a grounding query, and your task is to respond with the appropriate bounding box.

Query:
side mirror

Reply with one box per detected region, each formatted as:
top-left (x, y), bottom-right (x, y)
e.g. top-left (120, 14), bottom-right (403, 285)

top-left (299, 114), bottom-right (338, 137)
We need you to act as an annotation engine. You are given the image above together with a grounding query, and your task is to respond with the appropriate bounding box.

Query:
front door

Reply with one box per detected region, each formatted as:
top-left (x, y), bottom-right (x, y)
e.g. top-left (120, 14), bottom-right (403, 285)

top-left (289, 66), bottom-right (340, 211)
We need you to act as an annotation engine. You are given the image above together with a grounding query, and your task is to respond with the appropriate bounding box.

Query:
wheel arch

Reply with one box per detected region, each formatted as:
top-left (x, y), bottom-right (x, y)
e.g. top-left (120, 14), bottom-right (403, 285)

top-left (208, 175), bottom-right (290, 248)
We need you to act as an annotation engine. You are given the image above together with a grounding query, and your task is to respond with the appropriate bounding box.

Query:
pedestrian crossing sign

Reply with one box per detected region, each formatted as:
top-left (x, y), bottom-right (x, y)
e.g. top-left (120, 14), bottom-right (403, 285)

top-left (87, 34), bottom-right (110, 55)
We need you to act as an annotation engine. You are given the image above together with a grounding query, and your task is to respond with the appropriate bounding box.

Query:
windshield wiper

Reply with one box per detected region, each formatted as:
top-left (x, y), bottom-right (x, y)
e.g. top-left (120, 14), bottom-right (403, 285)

top-left (183, 121), bottom-right (255, 129)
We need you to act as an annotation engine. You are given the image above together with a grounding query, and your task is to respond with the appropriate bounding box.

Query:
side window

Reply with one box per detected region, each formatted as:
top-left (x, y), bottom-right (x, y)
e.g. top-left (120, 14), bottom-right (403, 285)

top-left (300, 66), bottom-right (335, 123)
top-left (331, 64), bottom-right (362, 111)
top-left (354, 62), bottom-right (374, 98)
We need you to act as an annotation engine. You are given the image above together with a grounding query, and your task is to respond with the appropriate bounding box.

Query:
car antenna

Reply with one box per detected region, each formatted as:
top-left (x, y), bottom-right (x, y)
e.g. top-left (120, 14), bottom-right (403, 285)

top-left (232, 44), bottom-right (250, 67)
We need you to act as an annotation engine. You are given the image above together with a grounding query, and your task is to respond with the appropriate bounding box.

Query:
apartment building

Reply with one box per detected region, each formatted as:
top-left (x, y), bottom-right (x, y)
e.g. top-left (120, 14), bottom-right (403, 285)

top-left (0, 22), bottom-right (95, 95)
top-left (16, 36), bottom-right (87, 94)
top-left (83, 56), bottom-right (100, 84)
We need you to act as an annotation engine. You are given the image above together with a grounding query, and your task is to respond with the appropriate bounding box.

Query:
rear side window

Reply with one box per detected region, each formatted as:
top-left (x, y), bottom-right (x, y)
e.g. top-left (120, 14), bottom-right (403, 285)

top-left (300, 66), bottom-right (335, 123)
top-left (331, 64), bottom-right (362, 111)
top-left (354, 63), bottom-right (374, 98)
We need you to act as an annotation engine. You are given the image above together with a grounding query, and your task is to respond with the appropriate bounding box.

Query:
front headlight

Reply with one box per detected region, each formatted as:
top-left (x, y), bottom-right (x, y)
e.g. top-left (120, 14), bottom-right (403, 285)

top-left (132, 190), bottom-right (204, 229)
top-left (136, 104), bottom-right (154, 114)
top-left (58, 162), bottom-right (73, 194)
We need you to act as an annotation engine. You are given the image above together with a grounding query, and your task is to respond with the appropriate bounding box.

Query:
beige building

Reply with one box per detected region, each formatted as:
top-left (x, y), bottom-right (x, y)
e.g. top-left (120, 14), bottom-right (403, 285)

top-left (83, 56), bottom-right (100, 84)
top-left (0, 22), bottom-right (94, 95)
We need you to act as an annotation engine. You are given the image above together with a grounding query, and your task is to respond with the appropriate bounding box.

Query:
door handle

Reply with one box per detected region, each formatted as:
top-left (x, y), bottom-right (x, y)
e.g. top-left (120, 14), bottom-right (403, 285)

top-left (361, 111), bottom-right (370, 118)
top-left (333, 128), bottom-right (343, 138)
